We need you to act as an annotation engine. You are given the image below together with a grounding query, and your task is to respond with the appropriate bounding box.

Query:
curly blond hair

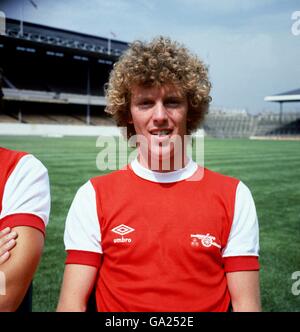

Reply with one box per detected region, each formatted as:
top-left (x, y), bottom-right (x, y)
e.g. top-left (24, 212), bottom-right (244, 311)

top-left (105, 36), bottom-right (212, 138)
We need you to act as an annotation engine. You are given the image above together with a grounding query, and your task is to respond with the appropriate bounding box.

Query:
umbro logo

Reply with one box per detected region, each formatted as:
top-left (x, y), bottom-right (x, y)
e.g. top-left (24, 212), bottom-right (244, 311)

top-left (111, 224), bottom-right (135, 244)
top-left (111, 224), bottom-right (135, 236)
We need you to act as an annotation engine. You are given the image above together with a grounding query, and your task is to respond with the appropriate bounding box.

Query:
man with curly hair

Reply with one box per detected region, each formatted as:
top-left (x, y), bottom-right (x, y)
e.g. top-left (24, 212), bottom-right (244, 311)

top-left (57, 37), bottom-right (261, 312)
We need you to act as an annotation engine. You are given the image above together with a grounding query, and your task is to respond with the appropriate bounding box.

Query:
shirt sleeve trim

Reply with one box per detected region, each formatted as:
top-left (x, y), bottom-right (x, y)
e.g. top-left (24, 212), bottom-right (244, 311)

top-left (0, 213), bottom-right (45, 236)
top-left (65, 250), bottom-right (102, 268)
top-left (223, 256), bottom-right (260, 272)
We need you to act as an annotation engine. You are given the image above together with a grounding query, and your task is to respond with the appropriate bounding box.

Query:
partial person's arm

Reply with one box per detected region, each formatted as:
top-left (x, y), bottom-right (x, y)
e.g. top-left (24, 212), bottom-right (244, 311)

top-left (57, 264), bottom-right (97, 312)
top-left (0, 226), bottom-right (44, 311)
top-left (0, 154), bottom-right (50, 311)
top-left (57, 181), bottom-right (102, 312)
top-left (227, 270), bottom-right (261, 312)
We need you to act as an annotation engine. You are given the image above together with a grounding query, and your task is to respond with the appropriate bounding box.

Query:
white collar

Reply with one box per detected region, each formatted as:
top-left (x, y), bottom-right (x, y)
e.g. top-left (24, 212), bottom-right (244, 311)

top-left (130, 157), bottom-right (198, 183)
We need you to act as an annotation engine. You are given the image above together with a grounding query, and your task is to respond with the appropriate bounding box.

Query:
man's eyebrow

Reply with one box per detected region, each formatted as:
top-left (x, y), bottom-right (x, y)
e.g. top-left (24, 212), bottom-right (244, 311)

top-left (132, 95), bottom-right (154, 102)
top-left (164, 95), bottom-right (184, 99)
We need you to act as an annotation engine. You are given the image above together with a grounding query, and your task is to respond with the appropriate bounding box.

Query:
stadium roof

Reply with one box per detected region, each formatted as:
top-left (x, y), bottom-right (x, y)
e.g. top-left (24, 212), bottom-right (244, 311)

top-left (2, 18), bottom-right (128, 58)
top-left (264, 88), bottom-right (300, 102)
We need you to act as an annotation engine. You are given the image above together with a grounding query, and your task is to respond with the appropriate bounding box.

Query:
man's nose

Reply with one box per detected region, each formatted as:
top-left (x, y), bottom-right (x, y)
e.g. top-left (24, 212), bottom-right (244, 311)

top-left (152, 102), bottom-right (168, 123)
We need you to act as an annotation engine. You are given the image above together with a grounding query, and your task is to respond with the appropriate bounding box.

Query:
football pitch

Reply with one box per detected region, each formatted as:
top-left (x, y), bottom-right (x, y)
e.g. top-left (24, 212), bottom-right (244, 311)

top-left (1, 135), bottom-right (300, 312)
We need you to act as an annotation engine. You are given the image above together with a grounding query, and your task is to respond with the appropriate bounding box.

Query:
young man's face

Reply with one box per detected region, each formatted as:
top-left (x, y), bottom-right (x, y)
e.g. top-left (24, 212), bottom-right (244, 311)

top-left (130, 84), bottom-right (189, 170)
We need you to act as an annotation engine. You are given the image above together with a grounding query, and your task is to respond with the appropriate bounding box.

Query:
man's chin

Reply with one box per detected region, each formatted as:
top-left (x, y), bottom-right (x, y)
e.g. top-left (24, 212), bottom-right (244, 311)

top-left (148, 148), bottom-right (176, 171)
top-left (150, 146), bottom-right (174, 158)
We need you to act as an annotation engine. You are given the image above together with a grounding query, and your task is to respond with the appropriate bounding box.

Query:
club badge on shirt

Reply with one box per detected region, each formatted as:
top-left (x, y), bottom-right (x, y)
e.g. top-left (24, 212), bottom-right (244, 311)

top-left (190, 233), bottom-right (221, 249)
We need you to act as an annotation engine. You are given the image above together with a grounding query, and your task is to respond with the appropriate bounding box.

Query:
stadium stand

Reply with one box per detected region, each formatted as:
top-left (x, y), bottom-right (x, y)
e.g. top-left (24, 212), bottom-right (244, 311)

top-left (204, 108), bottom-right (256, 138)
top-left (264, 88), bottom-right (300, 124)
top-left (204, 108), bottom-right (300, 138)
top-left (0, 18), bottom-right (127, 127)
top-left (254, 112), bottom-right (300, 136)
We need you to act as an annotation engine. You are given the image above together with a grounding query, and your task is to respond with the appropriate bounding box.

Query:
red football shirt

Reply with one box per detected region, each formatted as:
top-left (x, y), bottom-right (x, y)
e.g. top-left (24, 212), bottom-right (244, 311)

top-left (65, 158), bottom-right (259, 311)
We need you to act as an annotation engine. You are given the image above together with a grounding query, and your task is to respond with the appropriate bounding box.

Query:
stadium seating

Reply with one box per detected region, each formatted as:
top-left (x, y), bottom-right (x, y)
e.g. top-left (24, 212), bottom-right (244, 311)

top-left (203, 108), bottom-right (300, 138)
top-left (254, 112), bottom-right (300, 136)
top-left (46, 114), bottom-right (85, 125)
top-left (204, 109), bottom-right (256, 138)
top-left (0, 112), bottom-right (19, 123)
top-left (76, 115), bottom-right (114, 126)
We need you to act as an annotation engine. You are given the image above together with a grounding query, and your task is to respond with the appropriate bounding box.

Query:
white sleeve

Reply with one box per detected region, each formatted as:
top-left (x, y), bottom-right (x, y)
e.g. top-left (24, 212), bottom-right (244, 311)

top-left (64, 180), bottom-right (102, 254)
top-left (0, 154), bottom-right (50, 226)
top-left (222, 181), bottom-right (259, 257)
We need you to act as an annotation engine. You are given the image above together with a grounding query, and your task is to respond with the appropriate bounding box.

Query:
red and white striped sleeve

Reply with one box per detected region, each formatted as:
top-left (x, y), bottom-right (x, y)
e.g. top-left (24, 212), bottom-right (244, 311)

top-left (64, 181), bottom-right (102, 268)
top-left (222, 181), bottom-right (260, 272)
top-left (0, 154), bottom-right (50, 236)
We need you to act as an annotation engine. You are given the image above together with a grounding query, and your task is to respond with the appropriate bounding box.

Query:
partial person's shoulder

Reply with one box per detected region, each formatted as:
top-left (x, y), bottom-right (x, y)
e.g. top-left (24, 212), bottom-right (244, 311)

top-left (19, 153), bottom-right (48, 173)
top-left (0, 147), bottom-right (28, 170)
top-left (0, 147), bottom-right (48, 174)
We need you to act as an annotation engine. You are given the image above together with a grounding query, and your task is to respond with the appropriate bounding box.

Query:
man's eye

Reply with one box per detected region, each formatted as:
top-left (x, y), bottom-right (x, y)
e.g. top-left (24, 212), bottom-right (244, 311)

top-left (138, 101), bottom-right (153, 108)
top-left (165, 100), bottom-right (180, 107)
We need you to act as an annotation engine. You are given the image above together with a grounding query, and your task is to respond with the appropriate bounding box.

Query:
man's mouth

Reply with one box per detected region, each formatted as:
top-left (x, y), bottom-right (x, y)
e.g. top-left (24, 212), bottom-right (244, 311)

top-left (149, 129), bottom-right (173, 137)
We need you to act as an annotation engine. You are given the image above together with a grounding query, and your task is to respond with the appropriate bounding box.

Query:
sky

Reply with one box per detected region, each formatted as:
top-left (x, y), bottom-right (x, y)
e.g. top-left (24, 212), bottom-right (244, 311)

top-left (0, 0), bottom-right (300, 114)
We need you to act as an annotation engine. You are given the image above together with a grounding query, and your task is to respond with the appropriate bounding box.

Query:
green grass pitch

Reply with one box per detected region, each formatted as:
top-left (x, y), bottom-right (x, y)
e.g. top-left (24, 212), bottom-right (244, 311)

top-left (0, 135), bottom-right (299, 312)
